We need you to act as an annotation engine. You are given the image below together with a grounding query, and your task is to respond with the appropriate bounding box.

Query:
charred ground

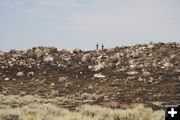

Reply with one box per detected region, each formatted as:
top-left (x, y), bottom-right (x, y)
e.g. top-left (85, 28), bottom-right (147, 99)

top-left (0, 42), bottom-right (179, 110)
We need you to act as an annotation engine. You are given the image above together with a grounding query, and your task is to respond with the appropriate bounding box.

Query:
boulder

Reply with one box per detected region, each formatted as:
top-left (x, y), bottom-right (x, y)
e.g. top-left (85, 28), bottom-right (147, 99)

top-left (34, 48), bottom-right (43, 58)
top-left (81, 53), bottom-right (91, 62)
top-left (43, 48), bottom-right (51, 55)
top-left (0, 50), bottom-right (5, 56)
top-left (27, 72), bottom-right (34, 77)
top-left (94, 62), bottom-right (105, 72)
top-left (16, 72), bottom-right (25, 77)
top-left (43, 55), bottom-right (54, 62)
top-left (73, 48), bottom-right (81, 53)
top-left (89, 62), bottom-right (105, 72)
top-left (110, 53), bottom-right (120, 62)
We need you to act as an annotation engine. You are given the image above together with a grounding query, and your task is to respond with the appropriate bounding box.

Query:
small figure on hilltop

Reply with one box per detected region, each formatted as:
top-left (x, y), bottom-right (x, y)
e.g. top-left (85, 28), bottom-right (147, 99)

top-left (102, 43), bottom-right (104, 50)
top-left (96, 42), bottom-right (99, 50)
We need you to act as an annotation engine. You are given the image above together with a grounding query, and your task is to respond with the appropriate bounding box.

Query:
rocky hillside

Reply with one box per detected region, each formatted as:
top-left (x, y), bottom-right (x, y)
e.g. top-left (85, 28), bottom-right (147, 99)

top-left (0, 42), bottom-right (179, 109)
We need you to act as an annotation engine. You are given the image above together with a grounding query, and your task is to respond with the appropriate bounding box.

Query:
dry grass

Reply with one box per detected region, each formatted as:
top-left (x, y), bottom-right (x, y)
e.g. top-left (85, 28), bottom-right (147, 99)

top-left (0, 94), bottom-right (165, 120)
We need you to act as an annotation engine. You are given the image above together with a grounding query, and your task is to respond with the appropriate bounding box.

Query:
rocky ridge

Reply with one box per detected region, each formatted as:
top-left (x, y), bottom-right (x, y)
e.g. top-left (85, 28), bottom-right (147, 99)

top-left (0, 42), bottom-right (179, 109)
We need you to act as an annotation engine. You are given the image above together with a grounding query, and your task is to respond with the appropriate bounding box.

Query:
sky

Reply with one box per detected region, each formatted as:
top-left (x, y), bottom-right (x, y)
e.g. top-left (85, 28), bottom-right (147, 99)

top-left (0, 0), bottom-right (180, 51)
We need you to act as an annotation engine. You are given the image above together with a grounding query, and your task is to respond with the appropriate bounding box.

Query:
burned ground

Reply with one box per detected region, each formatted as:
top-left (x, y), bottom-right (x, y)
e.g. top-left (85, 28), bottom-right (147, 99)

top-left (0, 42), bottom-right (179, 110)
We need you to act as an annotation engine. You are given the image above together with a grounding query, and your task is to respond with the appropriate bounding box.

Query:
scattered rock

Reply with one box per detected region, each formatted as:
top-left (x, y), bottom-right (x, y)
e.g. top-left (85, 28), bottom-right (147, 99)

top-left (94, 63), bottom-right (105, 72)
top-left (0, 50), bottom-right (5, 56)
top-left (89, 62), bottom-right (105, 72)
top-left (58, 77), bottom-right (68, 82)
top-left (4, 77), bottom-right (10, 81)
top-left (129, 64), bottom-right (136, 69)
top-left (163, 62), bottom-right (170, 67)
top-left (34, 48), bottom-right (43, 58)
top-left (94, 73), bottom-right (106, 78)
top-left (87, 85), bottom-right (93, 90)
top-left (147, 44), bottom-right (154, 49)
top-left (142, 71), bottom-right (151, 76)
top-left (16, 72), bottom-right (25, 77)
top-left (127, 71), bottom-right (139, 75)
top-left (43, 55), bottom-right (54, 62)
top-left (72, 48), bottom-right (81, 53)
top-left (110, 53), bottom-right (120, 62)
top-left (27, 72), bottom-right (34, 77)
top-left (81, 53), bottom-right (91, 62)
top-left (43, 48), bottom-right (51, 55)
top-left (137, 77), bottom-right (143, 82)
top-left (51, 82), bottom-right (55, 86)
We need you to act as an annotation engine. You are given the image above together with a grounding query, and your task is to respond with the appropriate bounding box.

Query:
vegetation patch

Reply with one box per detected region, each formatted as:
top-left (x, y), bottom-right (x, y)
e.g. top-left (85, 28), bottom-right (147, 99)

top-left (0, 95), bottom-right (165, 120)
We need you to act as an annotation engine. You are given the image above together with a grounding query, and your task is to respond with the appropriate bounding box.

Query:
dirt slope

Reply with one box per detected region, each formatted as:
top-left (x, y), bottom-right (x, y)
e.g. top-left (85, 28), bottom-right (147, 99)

top-left (0, 42), bottom-right (179, 109)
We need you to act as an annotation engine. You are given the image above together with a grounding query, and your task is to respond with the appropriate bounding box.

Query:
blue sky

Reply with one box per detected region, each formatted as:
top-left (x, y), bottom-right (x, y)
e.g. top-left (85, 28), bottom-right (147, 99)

top-left (0, 0), bottom-right (180, 51)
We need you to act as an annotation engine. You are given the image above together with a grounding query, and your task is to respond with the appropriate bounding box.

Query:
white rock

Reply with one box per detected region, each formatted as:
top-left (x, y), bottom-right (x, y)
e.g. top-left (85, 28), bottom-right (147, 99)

top-left (63, 56), bottom-right (71, 61)
top-left (164, 62), bottom-right (170, 67)
top-left (43, 55), bottom-right (54, 62)
top-left (51, 83), bottom-right (55, 86)
top-left (147, 44), bottom-right (154, 49)
top-left (137, 77), bottom-right (143, 82)
top-left (88, 85), bottom-right (93, 90)
top-left (88, 65), bottom-right (93, 69)
top-left (11, 58), bottom-right (16, 62)
top-left (1, 66), bottom-right (5, 69)
top-left (129, 64), bottom-right (136, 69)
top-left (16, 72), bottom-right (25, 77)
top-left (129, 60), bottom-right (134, 64)
top-left (127, 71), bottom-right (139, 75)
top-left (94, 73), bottom-right (106, 78)
top-left (69, 50), bottom-right (74, 54)
top-left (4, 77), bottom-right (10, 81)
top-left (94, 62), bottom-right (105, 72)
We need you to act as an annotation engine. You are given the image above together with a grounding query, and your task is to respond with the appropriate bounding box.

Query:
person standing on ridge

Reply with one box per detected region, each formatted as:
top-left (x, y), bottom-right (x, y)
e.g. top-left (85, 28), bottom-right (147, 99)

top-left (102, 43), bottom-right (104, 50)
top-left (96, 42), bottom-right (99, 50)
